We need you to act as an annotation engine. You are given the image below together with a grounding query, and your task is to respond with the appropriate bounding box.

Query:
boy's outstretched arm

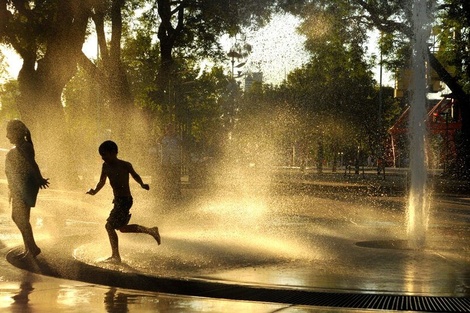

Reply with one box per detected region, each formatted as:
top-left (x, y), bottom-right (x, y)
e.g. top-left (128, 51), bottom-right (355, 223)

top-left (87, 170), bottom-right (107, 195)
top-left (129, 163), bottom-right (149, 190)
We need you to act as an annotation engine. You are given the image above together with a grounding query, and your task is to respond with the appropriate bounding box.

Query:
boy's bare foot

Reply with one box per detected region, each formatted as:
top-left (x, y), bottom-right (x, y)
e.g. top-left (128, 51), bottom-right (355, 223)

top-left (150, 227), bottom-right (161, 245)
top-left (31, 247), bottom-right (41, 258)
top-left (104, 256), bottom-right (121, 263)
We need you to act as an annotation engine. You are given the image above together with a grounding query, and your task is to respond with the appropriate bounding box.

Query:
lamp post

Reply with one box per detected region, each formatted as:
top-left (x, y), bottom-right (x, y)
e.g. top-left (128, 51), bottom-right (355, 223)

top-left (227, 49), bottom-right (242, 78)
top-left (377, 32), bottom-right (384, 173)
top-left (440, 111), bottom-right (450, 174)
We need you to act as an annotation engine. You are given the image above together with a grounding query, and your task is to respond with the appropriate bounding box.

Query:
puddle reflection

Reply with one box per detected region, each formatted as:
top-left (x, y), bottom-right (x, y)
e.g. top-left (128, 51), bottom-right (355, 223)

top-left (1, 277), bottom-right (290, 313)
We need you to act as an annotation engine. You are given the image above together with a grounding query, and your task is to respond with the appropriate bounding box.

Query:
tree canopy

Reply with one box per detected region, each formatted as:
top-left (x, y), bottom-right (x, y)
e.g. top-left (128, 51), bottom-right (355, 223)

top-left (1, 0), bottom-right (470, 181)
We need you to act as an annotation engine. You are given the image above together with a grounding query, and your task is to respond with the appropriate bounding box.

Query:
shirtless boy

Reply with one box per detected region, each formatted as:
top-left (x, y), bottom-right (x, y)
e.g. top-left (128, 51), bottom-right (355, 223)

top-left (87, 140), bottom-right (160, 263)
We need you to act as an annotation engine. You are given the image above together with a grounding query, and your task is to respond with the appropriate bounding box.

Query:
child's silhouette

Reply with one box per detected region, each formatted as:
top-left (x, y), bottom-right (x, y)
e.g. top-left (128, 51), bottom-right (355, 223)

top-left (87, 140), bottom-right (160, 263)
top-left (4, 119), bottom-right (49, 259)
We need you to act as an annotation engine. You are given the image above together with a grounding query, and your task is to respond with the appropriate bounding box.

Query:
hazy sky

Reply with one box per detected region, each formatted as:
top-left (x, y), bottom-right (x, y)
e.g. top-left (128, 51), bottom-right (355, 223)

top-left (231, 13), bottom-right (311, 85)
top-left (220, 13), bottom-right (393, 86)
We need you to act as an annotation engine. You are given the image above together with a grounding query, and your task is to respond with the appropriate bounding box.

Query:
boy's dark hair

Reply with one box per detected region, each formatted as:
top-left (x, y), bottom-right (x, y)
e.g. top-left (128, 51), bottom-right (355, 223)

top-left (99, 140), bottom-right (118, 155)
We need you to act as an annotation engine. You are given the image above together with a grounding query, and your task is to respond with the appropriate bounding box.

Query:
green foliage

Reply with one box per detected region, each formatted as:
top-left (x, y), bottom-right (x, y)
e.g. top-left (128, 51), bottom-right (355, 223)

top-left (0, 51), bottom-right (5, 78)
top-left (137, 0), bottom-right (280, 59)
top-left (0, 79), bottom-right (20, 120)
top-left (184, 66), bottom-right (229, 148)
top-left (119, 26), bottom-right (231, 153)
top-left (3, 0), bottom-right (406, 169)
top-left (349, 0), bottom-right (425, 76)
top-left (229, 0), bottom-right (400, 167)
top-left (435, 0), bottom-right (470, 93)
top-left (350, 0), bottom-right (470, 94)
top-left (121, 32), bottom-right (161, 110)
top-left (62, 67), bottom-right (109, 146)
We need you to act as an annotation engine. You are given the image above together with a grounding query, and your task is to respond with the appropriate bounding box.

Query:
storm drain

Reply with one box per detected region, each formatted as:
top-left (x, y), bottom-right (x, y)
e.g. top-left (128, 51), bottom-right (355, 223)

top-left (255, 291), bottom-right (470, 312)
top-left (145, 277), bottom-right (470, 312)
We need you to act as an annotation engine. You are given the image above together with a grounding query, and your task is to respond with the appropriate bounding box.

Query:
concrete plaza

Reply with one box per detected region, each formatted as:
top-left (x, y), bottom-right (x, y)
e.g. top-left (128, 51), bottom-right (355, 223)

top-left (1, 168), bottom-right (470, 312)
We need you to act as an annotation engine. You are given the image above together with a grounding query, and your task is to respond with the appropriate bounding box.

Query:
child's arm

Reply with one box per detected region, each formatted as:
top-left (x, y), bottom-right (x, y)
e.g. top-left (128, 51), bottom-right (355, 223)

top-left (32, 161), bottom-right (49, 189)
top-left (128, 163), bottom-right (149, 190)
top-left (19, 142), bottom-right (50, 189)
top-left (87, 167), bottom-right (107, 195)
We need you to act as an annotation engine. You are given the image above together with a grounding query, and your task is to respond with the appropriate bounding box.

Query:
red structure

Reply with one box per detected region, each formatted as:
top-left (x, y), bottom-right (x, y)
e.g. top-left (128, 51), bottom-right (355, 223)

top-left (388, 95), bottom-right (462, 168)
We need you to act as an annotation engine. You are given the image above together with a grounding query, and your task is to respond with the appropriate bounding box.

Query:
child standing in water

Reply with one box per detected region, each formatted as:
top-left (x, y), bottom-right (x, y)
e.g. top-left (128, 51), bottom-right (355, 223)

top-left (87, 140), bottom-right (161, 263)
top-left (4, 119), bottom-right (49, 259)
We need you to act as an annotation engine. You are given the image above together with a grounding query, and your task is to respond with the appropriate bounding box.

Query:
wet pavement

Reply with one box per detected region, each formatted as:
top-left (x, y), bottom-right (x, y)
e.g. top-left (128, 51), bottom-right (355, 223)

top-left (1, 168), bottom-right (470, 312)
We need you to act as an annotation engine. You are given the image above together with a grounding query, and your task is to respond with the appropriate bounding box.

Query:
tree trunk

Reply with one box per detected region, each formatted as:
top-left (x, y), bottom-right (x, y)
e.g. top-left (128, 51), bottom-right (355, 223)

top-left (15, 1), bottom-right (91, 187)
top-left (82, 0), bottom-right (150, 163)
top-left (155, 0), bottom-right (185, 121)
top-left (428, 51), bottom-right (470, 177)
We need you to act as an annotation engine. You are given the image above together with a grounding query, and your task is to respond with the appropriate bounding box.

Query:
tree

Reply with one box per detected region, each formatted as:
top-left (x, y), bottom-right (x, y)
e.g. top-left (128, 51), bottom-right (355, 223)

top-left (79, 0), bottom-right (142, 142)
top-left (2, 0), bottom-right (313, 183)
top-left (352, 0), bottom-right (470, 177)
top-left (291, 0), bottom-right (382, 165)
top-left (137, 0), bottom-right (299, 120)
top-left (230, 0), bottom-right (396, 171)
top-left (1, 0), bottom-right (93, 185)
top-left (0, 79), bottom-right (19, 123)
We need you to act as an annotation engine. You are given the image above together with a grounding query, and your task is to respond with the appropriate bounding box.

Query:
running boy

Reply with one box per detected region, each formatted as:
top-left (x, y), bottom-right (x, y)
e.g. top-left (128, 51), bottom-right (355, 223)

top-left (87, 140), bottom-right (161, 263)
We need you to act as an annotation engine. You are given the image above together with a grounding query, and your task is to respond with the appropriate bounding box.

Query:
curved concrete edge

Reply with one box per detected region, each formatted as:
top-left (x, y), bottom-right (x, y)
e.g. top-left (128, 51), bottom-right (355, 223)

top-left (6, 246), bottom-right (470, 312)
top-left (5, 246), bottom-right (338, 306)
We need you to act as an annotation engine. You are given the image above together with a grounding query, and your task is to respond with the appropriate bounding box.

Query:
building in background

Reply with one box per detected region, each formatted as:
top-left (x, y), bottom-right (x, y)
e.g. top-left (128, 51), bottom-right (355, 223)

top-left (244, 72), bottom-right (263, 92)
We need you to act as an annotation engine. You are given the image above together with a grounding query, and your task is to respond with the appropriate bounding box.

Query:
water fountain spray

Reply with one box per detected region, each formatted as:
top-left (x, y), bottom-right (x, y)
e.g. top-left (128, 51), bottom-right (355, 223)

top-left (406, 0), bottom-right (432, 249)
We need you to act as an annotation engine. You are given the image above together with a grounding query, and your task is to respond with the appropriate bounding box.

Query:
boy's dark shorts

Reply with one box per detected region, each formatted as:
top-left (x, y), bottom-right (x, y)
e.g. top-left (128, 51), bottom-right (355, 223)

top-left (107, 197), bottom-right (133, 229)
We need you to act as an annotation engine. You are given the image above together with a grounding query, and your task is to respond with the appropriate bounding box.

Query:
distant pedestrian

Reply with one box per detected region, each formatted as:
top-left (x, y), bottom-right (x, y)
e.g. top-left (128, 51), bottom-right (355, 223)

top-left (159, 123), bottom-right (182, 200)
top-left (377, 157), bottom-right (385, 176)
top-left (4, 119), bottom-right (49, 259)
top-left (87, 140), bottom-right (161, 263)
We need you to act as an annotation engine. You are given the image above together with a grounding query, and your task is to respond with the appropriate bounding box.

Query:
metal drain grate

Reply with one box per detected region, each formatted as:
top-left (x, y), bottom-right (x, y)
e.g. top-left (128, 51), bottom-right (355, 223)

top-left (217, 287), bottom-right (470, 312)
top-left (281, 292), bottom-right (470, 312)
